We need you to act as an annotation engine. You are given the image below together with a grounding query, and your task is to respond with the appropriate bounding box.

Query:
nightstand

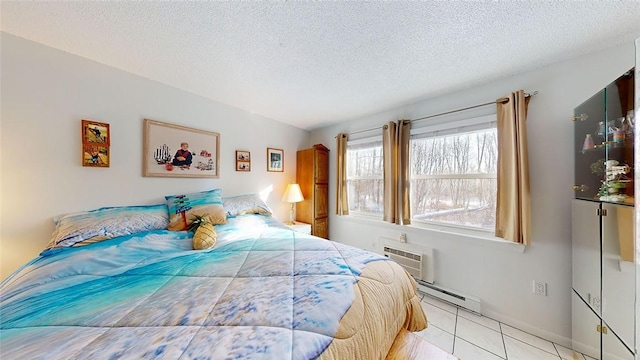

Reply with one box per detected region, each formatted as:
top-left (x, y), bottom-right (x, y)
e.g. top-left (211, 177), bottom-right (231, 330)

top-left (287, 222), bottom-right (311, 235)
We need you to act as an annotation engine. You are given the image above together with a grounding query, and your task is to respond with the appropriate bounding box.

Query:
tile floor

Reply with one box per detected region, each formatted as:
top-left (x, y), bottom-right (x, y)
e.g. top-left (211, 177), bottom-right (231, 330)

top-left (415, 292), bottom-right (595, 360)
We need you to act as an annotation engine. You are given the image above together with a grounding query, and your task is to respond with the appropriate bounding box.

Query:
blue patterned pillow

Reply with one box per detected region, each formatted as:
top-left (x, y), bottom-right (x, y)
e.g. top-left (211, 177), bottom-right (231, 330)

top-left (223, 194), bottom-right (272, 217)
top-left (48, 204), bottom-right (169, 249)
top-left (165, 189), bottom-right (227, 231)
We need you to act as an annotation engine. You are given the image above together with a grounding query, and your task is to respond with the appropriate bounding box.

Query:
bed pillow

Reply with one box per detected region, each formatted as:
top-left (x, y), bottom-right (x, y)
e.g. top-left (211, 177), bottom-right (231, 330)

top-left (223, 194), bottom-right (272, 217)
top-left (165, 189), bottom-right (227, 231)
top-left (47, 204), bottom-right (170, 249)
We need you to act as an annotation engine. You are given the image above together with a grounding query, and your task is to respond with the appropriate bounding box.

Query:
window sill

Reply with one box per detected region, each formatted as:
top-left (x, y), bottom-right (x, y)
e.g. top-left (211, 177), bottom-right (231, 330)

top-left (341, 214), bottom-right (526, 254)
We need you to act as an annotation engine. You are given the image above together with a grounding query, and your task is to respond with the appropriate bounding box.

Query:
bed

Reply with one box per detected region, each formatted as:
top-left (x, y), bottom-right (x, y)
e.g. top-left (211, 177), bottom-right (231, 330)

top-left (0, 192), bottom-right (430, 359)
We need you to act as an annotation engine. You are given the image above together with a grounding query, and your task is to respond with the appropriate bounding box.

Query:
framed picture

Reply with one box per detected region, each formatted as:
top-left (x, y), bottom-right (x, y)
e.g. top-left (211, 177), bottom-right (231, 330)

top-left (82, 119), bottom-right (110, 145)
top-left (236, 150), bottom-right (251, 172)
top-left (82, 119), bottom-right (110, 168)
top-left (236, 150), bottom-right (250, 162)
top-left (143, 118), bottom-right (220, 178)
top-left (82, 144), bottom-right (109, 167)
top-left (267, 148), bottom-right (284, 172)
top-left (236, 161), bottom-right (251, 172)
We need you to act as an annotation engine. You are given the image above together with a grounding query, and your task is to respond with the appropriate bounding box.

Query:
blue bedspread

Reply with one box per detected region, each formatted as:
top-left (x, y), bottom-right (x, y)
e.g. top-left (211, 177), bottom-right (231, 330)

top-left (0, 215), bottom-right (415, 359)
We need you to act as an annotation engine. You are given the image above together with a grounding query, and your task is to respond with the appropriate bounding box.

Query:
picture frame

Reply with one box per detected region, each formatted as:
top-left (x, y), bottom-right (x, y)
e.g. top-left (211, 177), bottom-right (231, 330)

top-left (82, 144), bottom-right (110, 167)
top-left (236, 150), bottom-right (250, 162)
top-left (82, 119), bottom-right (110, 145)
top-left (82, 119), bottom-right (110, 168)
top-left (267, 148), bottom-right (284, 172)
top-left (143, 118), bottom-right (220, 178)
top-left (236, 150), bottom-right (251, 172)
top-left (236, 161), bottom-right (251, 172)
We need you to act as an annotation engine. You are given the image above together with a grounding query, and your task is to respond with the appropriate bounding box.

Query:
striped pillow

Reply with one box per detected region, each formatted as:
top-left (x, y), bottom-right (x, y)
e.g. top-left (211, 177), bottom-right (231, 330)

top-left (165, 189), bottom-right (227, 231)
top-left (48, 204), bottom-right (169, 249)
top-left (223, 194), bottom-right (272, 217)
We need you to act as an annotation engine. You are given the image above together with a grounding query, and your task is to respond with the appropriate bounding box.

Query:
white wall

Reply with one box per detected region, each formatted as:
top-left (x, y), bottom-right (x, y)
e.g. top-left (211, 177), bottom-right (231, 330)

top-left (0, 33), bottom-right (309, 280)
top-left (310, 42), bottom-right (636, 344)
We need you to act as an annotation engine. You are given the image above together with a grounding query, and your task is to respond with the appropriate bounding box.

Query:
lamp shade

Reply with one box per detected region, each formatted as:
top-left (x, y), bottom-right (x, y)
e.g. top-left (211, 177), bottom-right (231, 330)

top-left (282, 183), bottom-right (304, 203)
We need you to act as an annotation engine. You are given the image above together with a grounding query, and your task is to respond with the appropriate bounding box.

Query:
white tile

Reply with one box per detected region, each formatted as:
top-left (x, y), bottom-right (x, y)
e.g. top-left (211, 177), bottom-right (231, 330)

top-left (504, 336), bottom-right (561, 360)
top-left (414, 323), bottom-right (455, 353)
top-left (421, 294), bottom-right (459, 314)
top-left (554, 343), bottom-right (578, 360)
top-left (455, 316), bottom-right (505, 358)
top-left (453, 337), bottom-right (505, 360)
top-left (420, 301), bottom-right (457, 334)
top-left (458, 308), bottom-right (500, 331)
top-left (502, 323), bottom-right (558, 354)
top-left (583, 355), bottom-right (597, 360)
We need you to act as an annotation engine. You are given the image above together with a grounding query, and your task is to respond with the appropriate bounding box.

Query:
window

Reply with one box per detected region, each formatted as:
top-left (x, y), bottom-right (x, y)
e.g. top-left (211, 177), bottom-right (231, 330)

top-left (410, 116), bottom-right (497, 231)
top-left (346, 137), bottom-right (384, 215)
top-left (343, 115), bottom-right (497, 232)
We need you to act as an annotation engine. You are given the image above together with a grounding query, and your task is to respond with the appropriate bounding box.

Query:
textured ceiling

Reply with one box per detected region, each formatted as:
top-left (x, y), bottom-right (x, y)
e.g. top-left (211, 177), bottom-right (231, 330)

top-left (2, 2), bottom-right (640, 130)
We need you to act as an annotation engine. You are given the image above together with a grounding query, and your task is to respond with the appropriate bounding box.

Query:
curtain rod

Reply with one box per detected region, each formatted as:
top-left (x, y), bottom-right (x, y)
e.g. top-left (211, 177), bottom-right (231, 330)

top-left (344, 91), bottom-right (538, 137)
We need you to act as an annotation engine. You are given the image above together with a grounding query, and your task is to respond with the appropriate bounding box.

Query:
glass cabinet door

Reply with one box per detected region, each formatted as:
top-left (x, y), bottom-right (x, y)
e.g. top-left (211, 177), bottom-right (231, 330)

top-left (603, 70), bottom-right (635, 204)
top-left (574, 69), bottom-right (635, 204)
top-left (574, 89), bottom-right (606, 200)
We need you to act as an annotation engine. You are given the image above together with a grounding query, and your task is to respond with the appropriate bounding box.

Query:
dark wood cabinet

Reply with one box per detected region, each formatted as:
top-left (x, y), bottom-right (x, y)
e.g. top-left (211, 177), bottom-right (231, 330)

top-left (296, 144), bottom-right (329, 239)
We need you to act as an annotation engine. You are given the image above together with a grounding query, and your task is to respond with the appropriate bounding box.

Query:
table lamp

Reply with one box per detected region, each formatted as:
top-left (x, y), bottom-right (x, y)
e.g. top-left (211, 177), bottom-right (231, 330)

top-left (282, 183), bottom-right (304, 225)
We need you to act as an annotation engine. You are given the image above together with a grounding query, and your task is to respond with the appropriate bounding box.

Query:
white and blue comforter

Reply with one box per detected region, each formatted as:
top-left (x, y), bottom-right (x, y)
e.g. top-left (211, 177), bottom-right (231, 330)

top-left (0, 215), bottom-right (426, 359)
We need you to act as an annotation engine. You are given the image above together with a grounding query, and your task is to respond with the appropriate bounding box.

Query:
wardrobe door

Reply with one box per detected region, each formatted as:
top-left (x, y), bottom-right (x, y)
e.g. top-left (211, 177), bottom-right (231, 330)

top-left (315, 149), bottom-right (329, 184)
top-left (314, 184), bottom-right (328, 218)
top-left (571, 200), bottom-right (602, 315)
top-left (601, 326), bottom-right (634, 360)
top-left (572, 290), bottom-right (601, 359)
top-left (601, 203), bottom-right (635, 352)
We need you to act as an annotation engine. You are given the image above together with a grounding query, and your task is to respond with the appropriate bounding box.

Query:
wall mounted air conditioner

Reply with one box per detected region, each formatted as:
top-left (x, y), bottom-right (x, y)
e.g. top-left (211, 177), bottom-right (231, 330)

top-left (380, 236), bottom-right (482, 315)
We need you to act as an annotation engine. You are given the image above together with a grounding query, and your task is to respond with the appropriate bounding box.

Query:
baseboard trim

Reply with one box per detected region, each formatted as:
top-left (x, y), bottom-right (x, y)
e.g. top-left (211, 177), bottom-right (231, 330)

top-left (481, 309), bottom-right (572, 348)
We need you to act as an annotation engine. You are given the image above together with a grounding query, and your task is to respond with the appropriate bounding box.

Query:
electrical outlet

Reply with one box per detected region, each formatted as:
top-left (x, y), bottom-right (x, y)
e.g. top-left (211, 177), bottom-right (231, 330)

top-left (533, 280), bottom-right (547, 296)
top-left (399, 233), bottom-right (407, 243)
top-left (592, 296), bottom-right (601, 312)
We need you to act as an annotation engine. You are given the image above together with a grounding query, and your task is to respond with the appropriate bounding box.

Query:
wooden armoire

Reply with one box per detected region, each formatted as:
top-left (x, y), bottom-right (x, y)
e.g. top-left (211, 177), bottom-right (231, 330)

top-left (296, 144), bottom-right (329, 239)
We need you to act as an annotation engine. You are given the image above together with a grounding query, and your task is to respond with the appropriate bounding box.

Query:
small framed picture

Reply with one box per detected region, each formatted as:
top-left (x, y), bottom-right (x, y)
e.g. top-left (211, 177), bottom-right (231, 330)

top-left (82, 119), bottom-right (110, 167)
top-left (236, 161), bottom-right (251, 172)
top-left (82, 144), bottom-right (109, 167)
top-left (267, 148), bottom-right (284, 172)
top-left (236, 150), bottom-right (250, 162)
top-left (82, 119), bottom-right (110, 145)
top-left (236, 150), bottom-right (251, 172)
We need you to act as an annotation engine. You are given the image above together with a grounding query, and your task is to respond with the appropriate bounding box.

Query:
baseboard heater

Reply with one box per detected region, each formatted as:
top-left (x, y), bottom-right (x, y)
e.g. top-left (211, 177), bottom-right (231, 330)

top-left (416, 279), bottom-right (482, 315)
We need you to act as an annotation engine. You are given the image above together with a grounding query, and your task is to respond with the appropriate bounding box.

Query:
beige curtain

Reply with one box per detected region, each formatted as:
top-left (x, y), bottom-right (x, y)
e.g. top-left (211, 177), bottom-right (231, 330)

top-left (495, 90), bottom-right (531, 245)
top-left (336, 133), bottom-right (349, 215)
top-left (397, 120), bottom-right (411, 224)
top-left (383, 122), bottom-right (398, 223)
top-left (383, 120), bottom-right (411, 224)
